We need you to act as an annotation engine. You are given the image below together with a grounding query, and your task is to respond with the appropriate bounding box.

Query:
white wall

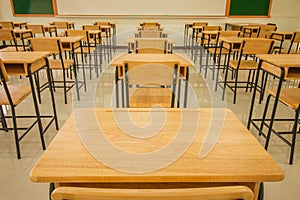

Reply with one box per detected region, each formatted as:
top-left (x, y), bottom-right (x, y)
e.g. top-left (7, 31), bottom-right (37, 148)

top-left (1, 0), bottom-right (300, 46)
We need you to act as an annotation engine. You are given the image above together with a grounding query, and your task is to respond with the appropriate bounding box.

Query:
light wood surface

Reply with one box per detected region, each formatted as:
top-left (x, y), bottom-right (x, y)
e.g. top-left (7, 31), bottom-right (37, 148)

top-left (109, 53), bottom-right (193, 79)
top-left (109, 53), bottom-right (193, 67)
top-left (267, 88), bottom-right (300, 110)
top-left (51, 185), bottom-right (254, 200)
top-left (257, 54), bottom-right (300, 79)
top-left (0, 52), bottom-right (49, 75)
top-left (30, 108), bottom-right (284, 200)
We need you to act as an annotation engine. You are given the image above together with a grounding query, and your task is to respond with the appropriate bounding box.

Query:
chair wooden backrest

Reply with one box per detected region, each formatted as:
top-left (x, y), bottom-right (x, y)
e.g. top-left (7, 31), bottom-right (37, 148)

top-left (51, 22), bottom-right (69, 29)
top-left (94, 22), bottom-right (111, 26)
top-left (65, 30), bottom-right (89, 43)
top-left (25, 24), bottom-right (45, 36)
top-left (137, 30), bottom-right (162, 38)
top-left (135, 38), bottom-right (168, 54)
top-left (219, 30), bottom-right (241, 38)
top-left (0, 29), bottom-right (18, 50)
top-left (29, 37), bottom-right (62, 55)
top-left (192, 22), bottom-right (208, 27)
top-left (82, 25), bottom-right (101, 30)
top-left (240, 38), bottom-right (274, 55)
top-left (0, 21), bottom-right (14, 30)
top-left (123, 60), bottom-right (179, 108)
top-left (203, 26), bottom-right (222, 31)
top-left (288, 31), bottom-right (300, 54)
top-left (242, 26), bottom-right (260, 38)
top-left (51, 186), bottom-right (254, 200)
top-left (141, 22), bottom-right (160, 29)
top-left (0, 29), bottom-right (15, 41)
top-left (258, 24), bottom-right (277, 38)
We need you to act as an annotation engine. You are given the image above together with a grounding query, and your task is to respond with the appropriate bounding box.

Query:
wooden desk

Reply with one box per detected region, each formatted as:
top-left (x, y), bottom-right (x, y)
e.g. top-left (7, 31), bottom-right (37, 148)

top-left (271, 32), bottom-right (294, 53)
top-left (58, 36), bottom-right (86, 92)
top-left (248, 54), bottom-right (300, 161)
top-left (13, 21), bottom-right (27, 29)
top-left (87, 30), bottom-right (103, 74)
top-left (219, 36), bottom-right (243, 51)
top-left (13, 29), bottom-right (33, 51)
top-left (184, 23), bottom-right (194, 49)
top-left (50, 22), bottom-right (75, 30)
top-left (134, 30), bottom-right (168, 38)
top-left (30, 108), bottom-right (284, 200)
top-left (109, 53), bottom-right (194, 108)
top-left (190, 26), bottom-right (205, 59)
top-left (43, 25), bottom-right (57, 36)
top-left (126, 38), bottom-right (175, 54)
top-left (0, 51), bottom-right (59, 147)
top-left (225, 23), bottom-right (264, 31)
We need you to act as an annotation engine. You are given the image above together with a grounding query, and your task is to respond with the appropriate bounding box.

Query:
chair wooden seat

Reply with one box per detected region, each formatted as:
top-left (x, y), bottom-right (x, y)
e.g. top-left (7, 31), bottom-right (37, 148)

top-left (48, 59), bottom-right (74, 70)
top-left (51, 186), bottom-right (254, 200)
top-left (0, 85), bottom-right (31, 106)
top-left (229, 60), bottom-right (258, 70)
top-left (267, 88), bottom-right (300, 110)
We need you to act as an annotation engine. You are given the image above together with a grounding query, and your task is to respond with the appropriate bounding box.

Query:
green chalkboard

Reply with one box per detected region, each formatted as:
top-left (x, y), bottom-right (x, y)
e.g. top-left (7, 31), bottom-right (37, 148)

top-left (229, 0), bottom-right (271, 16)
top-left (12, 0), bottom-right (54, 15)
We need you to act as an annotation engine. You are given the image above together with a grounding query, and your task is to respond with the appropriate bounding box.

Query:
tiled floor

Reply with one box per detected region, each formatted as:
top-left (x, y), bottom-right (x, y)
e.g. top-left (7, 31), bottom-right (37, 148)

top-left (1, 33), bottom-right (300, 200)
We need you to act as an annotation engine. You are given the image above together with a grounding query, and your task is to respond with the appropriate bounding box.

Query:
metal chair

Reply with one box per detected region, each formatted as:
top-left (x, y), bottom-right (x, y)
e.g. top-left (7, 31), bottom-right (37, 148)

top-left (260, 88), bottom-right (300, 164)
top-left (29, 37), bottom-right (83, 104)
top-left (0, 59), bottom-right (46, 159)
top-left (221, 38), bottom-right (274, 104)
top-left (65, 30), bottom-right (99, 78)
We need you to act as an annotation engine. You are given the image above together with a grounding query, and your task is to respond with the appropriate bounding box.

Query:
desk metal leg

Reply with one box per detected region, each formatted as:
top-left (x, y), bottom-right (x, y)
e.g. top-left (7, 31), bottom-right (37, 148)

top-left (264, 68), bottom-right (285, 151)
top-left (79, 43), bottom-right (87, 91)
top-left (184, 68), bottom-right (189, 108)
top-left (45, 59), bottom-right (59, 130)
top-left (28, 64), bottom-right (46, 151)
top-left (247, 60), bottom-right (263, 129)
top-left (115, 67), bottom-right (119, 108)
top-left (121, 79), bottom-right (125, 108)
top-left (177, 79), bottom-right (181, 108)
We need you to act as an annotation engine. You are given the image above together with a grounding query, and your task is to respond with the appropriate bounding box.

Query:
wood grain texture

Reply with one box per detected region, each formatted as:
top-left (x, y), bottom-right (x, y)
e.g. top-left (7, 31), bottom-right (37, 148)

top-left (51, 185), bottom-right (254, 200)
top-left (30, 108), bottom-right (284, 184)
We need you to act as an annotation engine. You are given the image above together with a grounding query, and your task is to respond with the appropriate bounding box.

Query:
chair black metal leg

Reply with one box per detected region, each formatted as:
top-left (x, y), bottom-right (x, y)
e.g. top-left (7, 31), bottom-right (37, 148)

top-left (62, 69), bottom-right (68, 104)
top-left (259, 94), bottom-right (272, 136)
top-left (233, 69), bottom-right (239, 104)
top-left (258, 182), bottom-right (264, 200)
top-left (0, 106), bottom-right (8, 131)
top-left (289, 106), bottom-right (300, 165)
top-left (11, 107), bottom-right (21, 159)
